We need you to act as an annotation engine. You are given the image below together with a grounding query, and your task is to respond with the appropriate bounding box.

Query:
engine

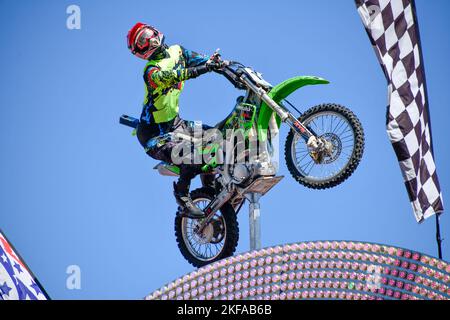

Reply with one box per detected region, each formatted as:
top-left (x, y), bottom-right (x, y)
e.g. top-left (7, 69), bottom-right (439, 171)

top-left (225, 160), bottom-right (277, 187)
top-left (230, 164), bottom-right (253, 185)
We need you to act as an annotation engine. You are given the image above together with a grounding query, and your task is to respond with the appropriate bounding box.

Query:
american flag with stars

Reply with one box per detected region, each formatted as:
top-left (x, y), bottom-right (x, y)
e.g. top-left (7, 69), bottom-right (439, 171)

top-left (0, 230), bottom-right (48, 300)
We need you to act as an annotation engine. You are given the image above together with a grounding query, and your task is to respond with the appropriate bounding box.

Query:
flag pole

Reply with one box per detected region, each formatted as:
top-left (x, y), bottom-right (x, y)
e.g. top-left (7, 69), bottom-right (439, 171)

top-left (410, 0), bottom-right (444, 261)
top-left (436, 214), bottom-right (443, 259)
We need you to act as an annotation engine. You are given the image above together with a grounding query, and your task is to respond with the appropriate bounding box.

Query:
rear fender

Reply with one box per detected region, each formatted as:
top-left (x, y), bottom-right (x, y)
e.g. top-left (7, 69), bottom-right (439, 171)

top-left (154, 162), bottom-right (180, 176)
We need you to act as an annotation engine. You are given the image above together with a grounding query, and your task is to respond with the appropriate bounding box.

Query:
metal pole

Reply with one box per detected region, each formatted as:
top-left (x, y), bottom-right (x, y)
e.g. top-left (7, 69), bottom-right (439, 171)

top-left (245, 193), bottom-right (261, 251)
top-left (436, 214), bottom-right (443, 260)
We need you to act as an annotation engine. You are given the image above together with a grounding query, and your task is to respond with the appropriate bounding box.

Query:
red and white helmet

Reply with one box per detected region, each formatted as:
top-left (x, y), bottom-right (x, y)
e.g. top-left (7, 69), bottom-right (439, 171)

top-left (127, 23), bottom-right (164, 60)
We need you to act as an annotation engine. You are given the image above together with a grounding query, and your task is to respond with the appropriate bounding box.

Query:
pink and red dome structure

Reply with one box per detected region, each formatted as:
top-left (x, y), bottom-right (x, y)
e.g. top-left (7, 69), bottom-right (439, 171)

top-left (146, 241), bottom-right (449, 300)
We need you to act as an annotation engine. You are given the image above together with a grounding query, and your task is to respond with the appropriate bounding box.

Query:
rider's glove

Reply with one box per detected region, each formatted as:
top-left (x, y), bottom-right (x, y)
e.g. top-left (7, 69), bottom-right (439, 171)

top-left (206, 60), bottom-right (230, 72)
top-left (206, 51), bottom-right (229, 71)
top-left (189, 53), bottom-right (229, 78)
top-left (206, 60), bottom-right (223, 71)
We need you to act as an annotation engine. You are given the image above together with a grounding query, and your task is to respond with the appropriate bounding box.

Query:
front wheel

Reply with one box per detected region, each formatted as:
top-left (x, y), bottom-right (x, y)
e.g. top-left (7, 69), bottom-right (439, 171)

top-left (174, 188), bottom-right (239, 268)
top-left (285, 103), bottom-right (365, 189)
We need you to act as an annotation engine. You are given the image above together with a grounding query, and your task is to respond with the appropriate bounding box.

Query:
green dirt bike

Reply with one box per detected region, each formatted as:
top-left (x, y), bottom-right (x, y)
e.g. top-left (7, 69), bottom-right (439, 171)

top-left (120, 57), bottom-right (364, 268)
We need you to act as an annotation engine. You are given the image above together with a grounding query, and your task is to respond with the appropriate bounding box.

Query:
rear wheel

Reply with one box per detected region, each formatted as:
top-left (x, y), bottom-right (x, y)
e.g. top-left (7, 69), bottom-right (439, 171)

top-left (174, 188), bottom-right (239, 268)
top-left (285, 103), bottom-right (364, 189)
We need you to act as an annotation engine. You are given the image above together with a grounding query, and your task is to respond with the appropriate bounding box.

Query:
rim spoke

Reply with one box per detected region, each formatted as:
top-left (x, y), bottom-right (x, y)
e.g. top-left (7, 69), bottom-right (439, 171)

top-left (292, 111), bottom-right (355, 181)
top-left (182, 199), bottom-right (226, 261)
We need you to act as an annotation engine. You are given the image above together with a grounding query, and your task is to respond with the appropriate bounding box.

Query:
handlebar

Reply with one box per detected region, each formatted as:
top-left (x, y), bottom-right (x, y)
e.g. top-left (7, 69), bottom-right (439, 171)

top-left (218, 61), bottom-right (248, 90)
top-left (218, 61), bottom-right (289, 121)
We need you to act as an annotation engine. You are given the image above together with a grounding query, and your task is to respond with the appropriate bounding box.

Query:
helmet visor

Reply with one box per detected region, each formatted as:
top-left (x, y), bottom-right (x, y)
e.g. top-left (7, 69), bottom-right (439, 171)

top-left (135, 27), bottom-right (160, 52)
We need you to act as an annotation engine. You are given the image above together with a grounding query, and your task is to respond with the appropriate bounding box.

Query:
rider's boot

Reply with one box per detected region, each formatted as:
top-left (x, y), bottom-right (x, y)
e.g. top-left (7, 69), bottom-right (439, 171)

top-left (173, 182), bottom-right (204, 219)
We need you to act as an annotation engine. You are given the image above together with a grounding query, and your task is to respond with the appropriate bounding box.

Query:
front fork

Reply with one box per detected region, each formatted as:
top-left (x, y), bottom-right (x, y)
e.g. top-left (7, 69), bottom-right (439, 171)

top-left (240, 75), bottom-right (321, 152)
top-left (285, 113), bottom-right (324, 161)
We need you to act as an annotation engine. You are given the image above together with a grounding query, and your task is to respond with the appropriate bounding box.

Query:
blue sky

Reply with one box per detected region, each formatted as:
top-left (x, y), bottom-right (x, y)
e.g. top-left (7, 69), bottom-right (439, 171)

top-left (0, 0), bottom-right (449, 299)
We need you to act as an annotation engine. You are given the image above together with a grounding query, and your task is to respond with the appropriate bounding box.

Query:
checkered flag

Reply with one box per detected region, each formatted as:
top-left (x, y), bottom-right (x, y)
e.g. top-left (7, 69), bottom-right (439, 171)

top-left (355, 0), bottom-right (444, 222)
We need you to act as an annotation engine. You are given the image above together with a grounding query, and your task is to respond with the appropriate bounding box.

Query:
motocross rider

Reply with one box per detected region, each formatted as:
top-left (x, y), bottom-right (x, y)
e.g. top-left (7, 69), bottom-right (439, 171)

top-left (127, 22), bottom-right (225, 218)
